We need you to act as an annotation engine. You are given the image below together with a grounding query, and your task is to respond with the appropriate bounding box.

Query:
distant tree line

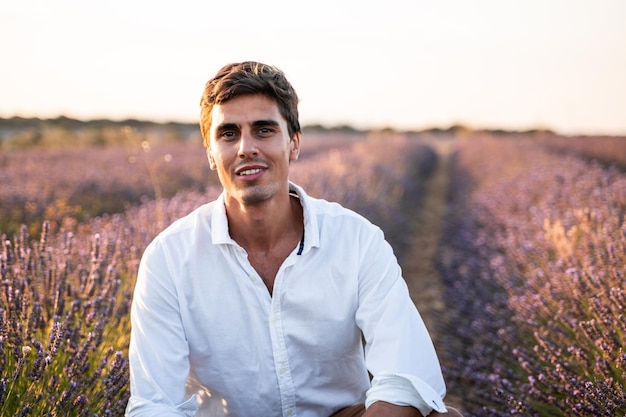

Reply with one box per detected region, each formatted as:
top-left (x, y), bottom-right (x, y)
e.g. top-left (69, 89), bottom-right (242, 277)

top-left (0, 116), bottom-right (201, 148)
top-left (0, 116), bottom-right (560, 149)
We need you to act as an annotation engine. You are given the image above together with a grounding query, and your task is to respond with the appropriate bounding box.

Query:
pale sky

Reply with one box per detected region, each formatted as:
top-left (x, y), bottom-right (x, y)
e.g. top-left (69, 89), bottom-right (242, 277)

top-left (1, 0), bottom-right (625, 135)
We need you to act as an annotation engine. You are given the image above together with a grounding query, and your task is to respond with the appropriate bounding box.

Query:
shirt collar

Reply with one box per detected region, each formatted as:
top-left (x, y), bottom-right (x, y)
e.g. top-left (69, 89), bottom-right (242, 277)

top-left (210, 192), bottom-right (234, 245)
top-left (289, 182), bottom-right (320, 254)
top-left (210, 182), bottom-right (320, 253)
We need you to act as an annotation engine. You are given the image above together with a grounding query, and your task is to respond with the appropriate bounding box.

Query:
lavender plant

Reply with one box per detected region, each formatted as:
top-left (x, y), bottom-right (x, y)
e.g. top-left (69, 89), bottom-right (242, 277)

top-left (439, 135), bottom-right (626, 416)
top-left (1, 222), bottom-right (130, 415)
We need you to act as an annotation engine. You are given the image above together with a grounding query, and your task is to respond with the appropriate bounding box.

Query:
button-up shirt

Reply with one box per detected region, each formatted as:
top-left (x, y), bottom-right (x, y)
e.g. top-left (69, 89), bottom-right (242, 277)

top-left (126, 183), bottom-right (447, 417)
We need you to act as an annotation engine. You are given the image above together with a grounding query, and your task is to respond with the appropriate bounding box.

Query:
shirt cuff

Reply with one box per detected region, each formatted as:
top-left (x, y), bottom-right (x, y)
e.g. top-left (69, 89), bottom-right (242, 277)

top-left (365, 372), bottom-right (447, 416)
top-left (126, 393), bottom-right (197, 417)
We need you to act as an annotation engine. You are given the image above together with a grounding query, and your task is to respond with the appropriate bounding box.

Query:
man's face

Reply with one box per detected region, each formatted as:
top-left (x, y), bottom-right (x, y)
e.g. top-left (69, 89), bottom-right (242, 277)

top-left (207, 94), bottom-right (300, 207)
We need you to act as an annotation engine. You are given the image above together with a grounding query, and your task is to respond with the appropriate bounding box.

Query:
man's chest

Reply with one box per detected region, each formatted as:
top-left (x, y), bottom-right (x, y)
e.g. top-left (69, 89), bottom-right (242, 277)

top-left (247, 251), bottom-right (283, 294)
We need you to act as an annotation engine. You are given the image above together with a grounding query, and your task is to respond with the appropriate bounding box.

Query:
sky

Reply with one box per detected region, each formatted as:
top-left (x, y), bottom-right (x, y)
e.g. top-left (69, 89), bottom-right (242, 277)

top-left (1, 0), bottom-right (625, 136)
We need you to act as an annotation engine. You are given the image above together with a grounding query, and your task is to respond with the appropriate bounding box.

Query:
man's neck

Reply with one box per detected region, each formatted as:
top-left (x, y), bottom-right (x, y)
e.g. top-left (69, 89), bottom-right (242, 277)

top-left (225, 192), bottom-right (303, 254)
top-left (225, 192), bottom-right (304, 294)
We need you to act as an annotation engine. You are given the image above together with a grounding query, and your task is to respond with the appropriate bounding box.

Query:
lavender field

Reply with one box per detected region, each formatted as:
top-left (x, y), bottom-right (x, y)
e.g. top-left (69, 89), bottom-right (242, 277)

top-left (1, 122), bottom-right (625, 416)
top-left (439, 134), bottom-right (626, 416)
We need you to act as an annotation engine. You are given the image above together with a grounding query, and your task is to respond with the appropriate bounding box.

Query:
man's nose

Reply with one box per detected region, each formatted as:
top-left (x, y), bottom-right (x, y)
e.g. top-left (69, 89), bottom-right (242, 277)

top-left (238, 131), bottom-right (258, 158)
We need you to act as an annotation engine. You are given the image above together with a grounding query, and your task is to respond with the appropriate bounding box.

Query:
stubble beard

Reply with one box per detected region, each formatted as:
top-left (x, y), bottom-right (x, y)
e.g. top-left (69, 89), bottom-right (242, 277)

top-left (236, 183), bottom-right (280, 206)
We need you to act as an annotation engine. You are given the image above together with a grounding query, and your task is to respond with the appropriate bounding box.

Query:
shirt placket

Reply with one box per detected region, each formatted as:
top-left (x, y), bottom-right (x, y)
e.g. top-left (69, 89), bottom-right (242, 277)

top-left (269, 255), bottom-right (297, 417)
top-left (233, 244), bottom-right (298, 416)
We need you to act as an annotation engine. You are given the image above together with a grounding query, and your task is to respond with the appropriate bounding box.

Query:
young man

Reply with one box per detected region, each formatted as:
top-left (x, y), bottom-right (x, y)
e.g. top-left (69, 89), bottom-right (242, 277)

top-left (126, 61), bottom-right (461, 417)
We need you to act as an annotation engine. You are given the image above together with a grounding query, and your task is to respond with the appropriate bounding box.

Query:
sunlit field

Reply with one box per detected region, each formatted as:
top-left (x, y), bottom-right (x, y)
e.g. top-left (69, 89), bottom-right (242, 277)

top-left (1, 119), bottom-right (625, 416)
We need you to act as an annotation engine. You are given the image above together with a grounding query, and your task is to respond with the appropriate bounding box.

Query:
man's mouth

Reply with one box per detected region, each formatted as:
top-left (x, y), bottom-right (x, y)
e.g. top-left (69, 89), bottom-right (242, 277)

top-left (238, 168), bottom-right (263, 176)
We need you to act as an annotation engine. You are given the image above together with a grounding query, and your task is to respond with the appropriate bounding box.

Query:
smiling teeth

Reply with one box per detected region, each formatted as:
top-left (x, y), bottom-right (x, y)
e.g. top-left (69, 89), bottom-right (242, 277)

top-left (239, 168), bottom-right (262, 176)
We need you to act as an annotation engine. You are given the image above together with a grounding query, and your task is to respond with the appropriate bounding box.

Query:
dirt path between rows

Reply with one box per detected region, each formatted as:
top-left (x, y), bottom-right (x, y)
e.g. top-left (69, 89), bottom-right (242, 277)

top-left (401, 138), bottom-right (464, 410)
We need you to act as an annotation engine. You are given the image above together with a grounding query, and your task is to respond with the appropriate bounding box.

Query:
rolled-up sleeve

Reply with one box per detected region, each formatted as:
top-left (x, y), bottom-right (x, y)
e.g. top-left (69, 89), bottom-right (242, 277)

top-left (126, 238), bottom-right (197, 417)
top-left (366, 372), bottom-right (447, 416)
top-left (356, 227), bottom-right (447, 416)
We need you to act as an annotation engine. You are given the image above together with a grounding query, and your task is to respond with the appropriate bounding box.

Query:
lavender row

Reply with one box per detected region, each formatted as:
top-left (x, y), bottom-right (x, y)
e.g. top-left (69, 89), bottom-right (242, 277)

top-left (0, 138), bottom-right (214, 238)
top-left (543, 135), bottom-right (626, 171)
top-left (438, 135), bottom-right (626, 416)
top-left (1, 133), bottom-right (437, 415)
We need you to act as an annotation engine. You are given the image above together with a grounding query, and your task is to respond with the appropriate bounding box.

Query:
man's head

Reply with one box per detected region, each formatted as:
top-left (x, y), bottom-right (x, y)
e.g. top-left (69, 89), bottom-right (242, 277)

top-left (199, 61), bottom-right (301, 147)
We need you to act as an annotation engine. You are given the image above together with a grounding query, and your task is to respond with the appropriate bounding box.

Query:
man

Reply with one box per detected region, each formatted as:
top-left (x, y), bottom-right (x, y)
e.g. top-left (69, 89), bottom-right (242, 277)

top-left (126, 61), bottom-right (461, 417)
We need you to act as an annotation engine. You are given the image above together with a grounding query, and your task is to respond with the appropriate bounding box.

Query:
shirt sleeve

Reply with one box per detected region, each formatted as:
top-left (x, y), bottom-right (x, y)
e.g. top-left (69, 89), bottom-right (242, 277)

top-left (126, 237), bottom-right (198, 417)
top-left (365, 373), bottom-right (448, 416)
top-left (355, 226), bottom-right (447, 416)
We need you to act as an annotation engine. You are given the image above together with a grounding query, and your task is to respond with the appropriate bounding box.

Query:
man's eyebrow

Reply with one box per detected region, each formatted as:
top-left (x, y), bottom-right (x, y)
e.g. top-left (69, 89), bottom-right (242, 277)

top-left (215, 122), bottom-right (239, 131)
top-left (251, 119), bottom-right (280, 128)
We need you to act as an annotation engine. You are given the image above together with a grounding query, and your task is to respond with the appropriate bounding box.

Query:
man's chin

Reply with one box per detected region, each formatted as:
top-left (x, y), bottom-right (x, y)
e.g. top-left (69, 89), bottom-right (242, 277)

top-left (237, 186), bottom-right (274, 206)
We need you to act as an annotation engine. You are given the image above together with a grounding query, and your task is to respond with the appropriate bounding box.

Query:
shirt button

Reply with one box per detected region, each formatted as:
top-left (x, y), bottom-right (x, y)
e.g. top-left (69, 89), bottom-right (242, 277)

top-left (286, 408), bottom-right (294, 416)
top-left (248, 274), bottom-right (255, 281)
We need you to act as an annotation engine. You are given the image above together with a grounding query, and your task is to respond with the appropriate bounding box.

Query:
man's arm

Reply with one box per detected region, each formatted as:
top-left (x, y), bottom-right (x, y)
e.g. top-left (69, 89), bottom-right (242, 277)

top-left (356, 227), bottom-right (447, 416)
top-left (365, 401), bottom-right (464, 417)
top-left (364, 401), bottom-right (423, 417)
top-left (126, 238), bottom-right (196, 416)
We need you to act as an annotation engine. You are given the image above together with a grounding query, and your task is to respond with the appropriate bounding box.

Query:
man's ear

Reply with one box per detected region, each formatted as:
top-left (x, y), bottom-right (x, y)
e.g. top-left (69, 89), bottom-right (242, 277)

top-left (289, 132), bottom-right (301, 161)
top-left (206, 147), bottom-right (217, 170)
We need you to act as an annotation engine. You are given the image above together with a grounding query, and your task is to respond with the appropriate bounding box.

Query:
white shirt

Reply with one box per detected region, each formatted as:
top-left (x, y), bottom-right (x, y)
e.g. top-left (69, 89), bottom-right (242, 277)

top-left (126, 183), bottom-right (447, 417)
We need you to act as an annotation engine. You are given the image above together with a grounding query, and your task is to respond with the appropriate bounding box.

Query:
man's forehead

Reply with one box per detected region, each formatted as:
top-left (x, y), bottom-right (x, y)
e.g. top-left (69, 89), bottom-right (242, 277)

top-left (210, 94), bottom-right (284, 127)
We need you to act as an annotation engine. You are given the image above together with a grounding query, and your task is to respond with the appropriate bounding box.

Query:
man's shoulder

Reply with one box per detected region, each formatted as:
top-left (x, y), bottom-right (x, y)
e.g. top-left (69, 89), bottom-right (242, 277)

top-left (308, 195), bottom-right (358, 217)
top-left (156, 200), bottom-right (217, 241)
top-left (305, 193), bottom-right (376, 229)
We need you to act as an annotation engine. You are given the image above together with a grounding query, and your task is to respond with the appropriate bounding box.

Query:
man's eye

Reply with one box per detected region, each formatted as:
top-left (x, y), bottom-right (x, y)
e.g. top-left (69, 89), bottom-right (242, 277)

top-left (221, 131), bottom-right (237, 139)
top-left (258, 127), bottom-right (273, 136)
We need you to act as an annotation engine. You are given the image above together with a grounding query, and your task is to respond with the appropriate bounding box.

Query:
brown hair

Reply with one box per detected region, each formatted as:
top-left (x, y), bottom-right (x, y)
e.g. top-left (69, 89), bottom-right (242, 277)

top-left (199, 61), bottom-right (301, 147)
